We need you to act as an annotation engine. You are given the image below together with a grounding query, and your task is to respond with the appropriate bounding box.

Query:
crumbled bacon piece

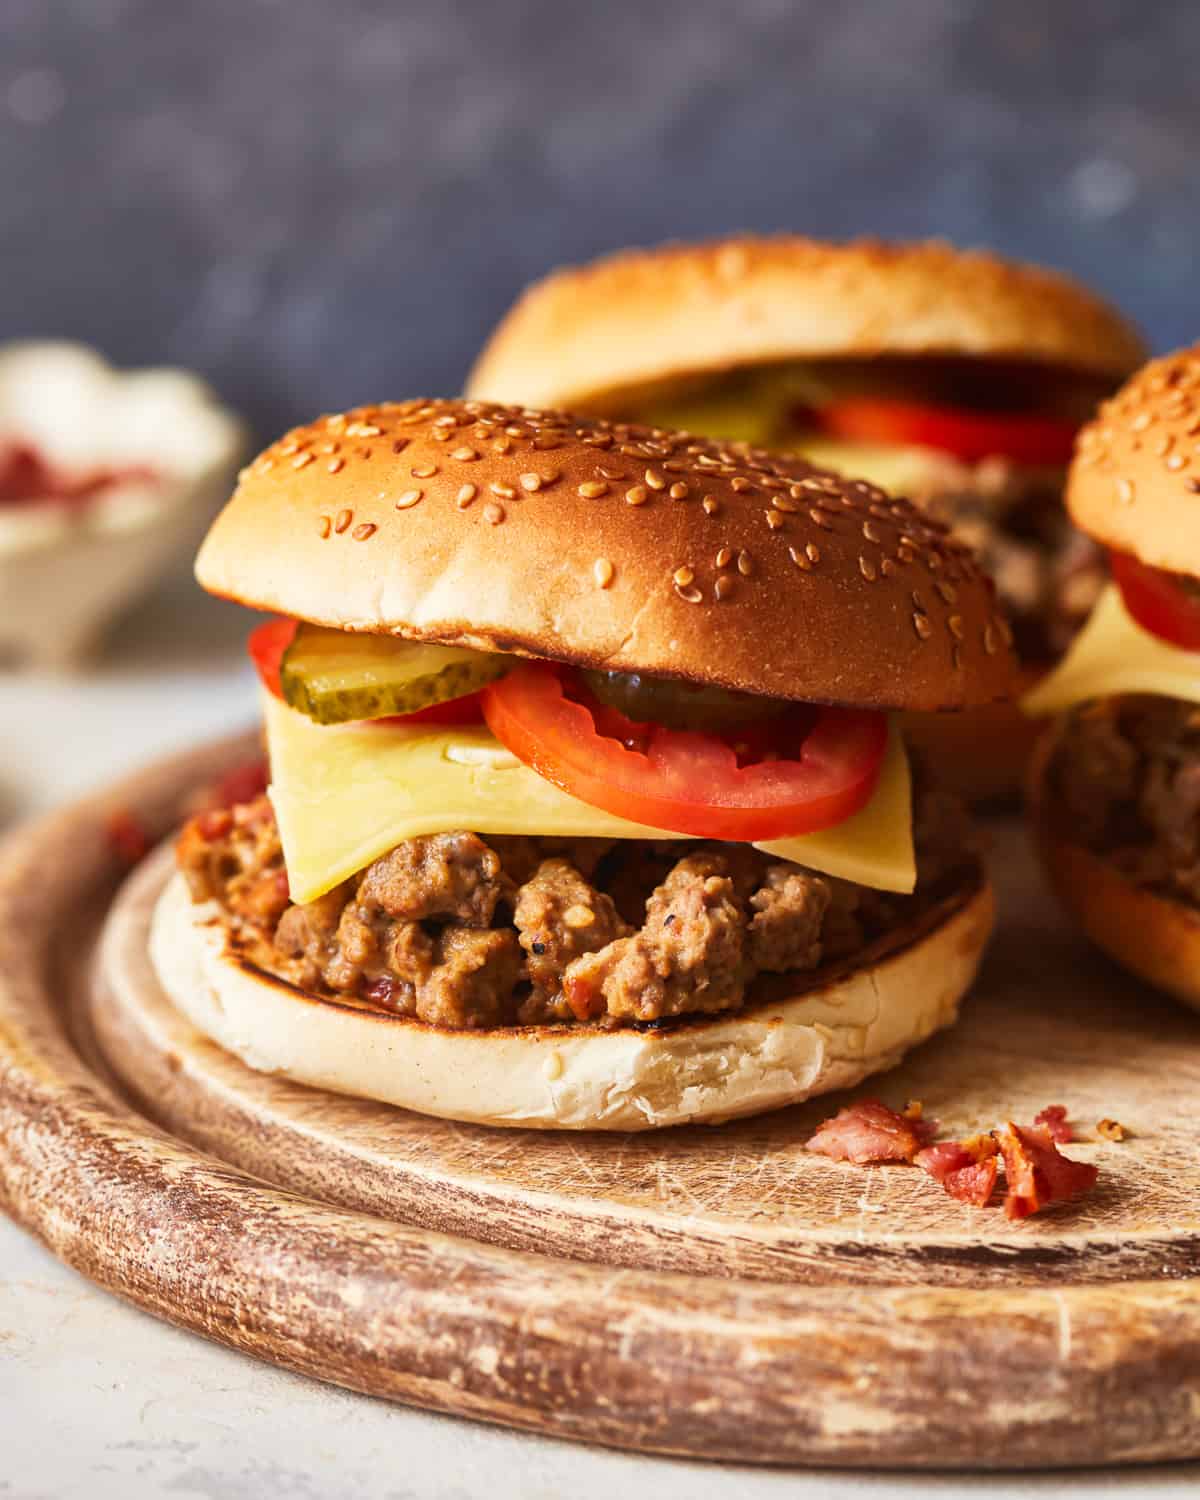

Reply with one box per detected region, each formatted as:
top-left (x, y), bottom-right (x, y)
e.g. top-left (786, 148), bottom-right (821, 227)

top-left (806, 1099), bottom-right (925, 1165)
top-left (105, 808), bottom-right (150, 865)
top-left (901, 1099), bottom-right (938, 1147)
top-left (916, 1135), bottom-right (1000, 1208)
top-left (994, 1122), bottom-right (1099, 1221)
top-left (1033, 1104), bottom-right (1073, 1144)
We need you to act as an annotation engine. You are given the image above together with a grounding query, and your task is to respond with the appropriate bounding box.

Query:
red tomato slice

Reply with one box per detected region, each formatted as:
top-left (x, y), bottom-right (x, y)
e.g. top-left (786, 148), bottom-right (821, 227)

top-left (1110, 549), bottom-right (1200, 651)
top-left (247, 617), bottom-right (484, 725)
top-left (247, 617), bottom-right (296, 699)
top-left (819, 398), bottom-right (1078, 467)
top-left (481, 664), bottom-right (888, 841)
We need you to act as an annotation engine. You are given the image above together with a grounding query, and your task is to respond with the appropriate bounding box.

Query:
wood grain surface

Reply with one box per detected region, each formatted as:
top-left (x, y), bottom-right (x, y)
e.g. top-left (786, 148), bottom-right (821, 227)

top-left (4, 729), bottom-right (1200, 1468)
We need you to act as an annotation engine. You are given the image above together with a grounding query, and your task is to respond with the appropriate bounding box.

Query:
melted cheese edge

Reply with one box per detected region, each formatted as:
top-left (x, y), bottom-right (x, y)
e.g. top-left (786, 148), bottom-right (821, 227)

top-left (264, 691), bottom-right (915, 905)
top-left (1023, 584), bottom-right (1200, 716)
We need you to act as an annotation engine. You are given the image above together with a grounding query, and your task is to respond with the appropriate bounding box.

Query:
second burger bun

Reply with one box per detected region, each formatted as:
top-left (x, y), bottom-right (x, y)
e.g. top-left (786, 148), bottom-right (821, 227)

top-left (466, 237), bottom-right (1146, 410)
top-left (1070, 344), bottom-right (1200, 580)
top-left (150, 869), bottom-right (994, 1131)
top-left (1028, 733), bottom-right (1200, 1011)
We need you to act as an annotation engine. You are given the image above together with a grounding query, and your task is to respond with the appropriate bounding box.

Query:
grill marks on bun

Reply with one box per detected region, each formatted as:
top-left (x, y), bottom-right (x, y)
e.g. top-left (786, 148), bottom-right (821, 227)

top-left (1070, 345), bottom-right (1200, 578)
top-left (198, 398), bottom-right (1018, 712)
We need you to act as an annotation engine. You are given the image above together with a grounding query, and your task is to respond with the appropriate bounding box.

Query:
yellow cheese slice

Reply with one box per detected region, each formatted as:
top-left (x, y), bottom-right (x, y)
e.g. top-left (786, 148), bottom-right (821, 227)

top-left (264, 692), bottom-right (915, 905)
top-left (794, 437), bottom-right (953, 495)
top-left (1023, 584), bottom-right (1200, 717)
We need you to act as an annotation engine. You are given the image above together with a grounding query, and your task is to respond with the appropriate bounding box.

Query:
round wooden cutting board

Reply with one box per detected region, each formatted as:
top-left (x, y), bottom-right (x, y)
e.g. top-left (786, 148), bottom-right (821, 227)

top-left (4, 730), bottom-right (1200, 1469)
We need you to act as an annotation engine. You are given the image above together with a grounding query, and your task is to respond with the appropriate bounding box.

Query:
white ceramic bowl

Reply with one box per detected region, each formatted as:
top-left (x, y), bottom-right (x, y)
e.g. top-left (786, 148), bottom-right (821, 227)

top-left (0, 341), bottom-right (247, 667)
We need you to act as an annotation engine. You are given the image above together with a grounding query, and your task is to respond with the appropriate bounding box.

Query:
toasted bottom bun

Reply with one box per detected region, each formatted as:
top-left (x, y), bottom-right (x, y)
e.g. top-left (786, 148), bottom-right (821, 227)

top-left (150, 871), bottom-right (994, 1131)
top-left (901, 663), bottom-right (1047, 805)
top-left (1029, 739), bottom-right (1200, 1011)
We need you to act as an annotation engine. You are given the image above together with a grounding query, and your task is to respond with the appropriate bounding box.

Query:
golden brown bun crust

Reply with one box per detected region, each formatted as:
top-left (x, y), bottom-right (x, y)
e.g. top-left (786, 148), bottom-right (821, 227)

top-left (1029, 734), bottom-right (1200, 1010)
top-left (901, 663), bottom-right (1047, 804)
top-left (466, 237), bottom-right (1146, 409)
top-left (196, 399), bottom-right (1018, 712)
top-left (1070, 345), bottom-right (1200, 577)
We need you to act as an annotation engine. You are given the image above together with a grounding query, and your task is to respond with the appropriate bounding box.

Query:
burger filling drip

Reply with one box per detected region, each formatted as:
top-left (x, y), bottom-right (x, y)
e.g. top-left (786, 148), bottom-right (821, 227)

top-left (1047, 695), bottom-right (1200, 905)
top-left (176, 769), bottom-right (975, 1030)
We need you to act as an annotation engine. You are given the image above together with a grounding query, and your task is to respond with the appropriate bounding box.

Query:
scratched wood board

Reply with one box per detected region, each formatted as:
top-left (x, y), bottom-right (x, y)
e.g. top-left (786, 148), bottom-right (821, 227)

top-left (3, 729), bottom-right (1200, 1468)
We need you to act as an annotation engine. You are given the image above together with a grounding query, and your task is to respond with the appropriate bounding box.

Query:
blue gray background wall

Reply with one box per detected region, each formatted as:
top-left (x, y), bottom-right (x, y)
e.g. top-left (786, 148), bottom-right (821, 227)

top-left (1, 0), bottom-right (1194, 442)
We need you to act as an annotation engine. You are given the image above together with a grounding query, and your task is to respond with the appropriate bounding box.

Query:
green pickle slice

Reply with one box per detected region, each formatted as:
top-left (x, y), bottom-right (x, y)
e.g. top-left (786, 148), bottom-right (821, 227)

top-left (281, 624), bottom-right (509, 725)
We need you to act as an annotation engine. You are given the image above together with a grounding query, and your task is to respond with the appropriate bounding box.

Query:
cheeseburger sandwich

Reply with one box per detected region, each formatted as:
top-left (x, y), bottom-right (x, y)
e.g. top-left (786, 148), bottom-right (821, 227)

top-left (467, 236), bottom-right (1144, 797)
top-left (1027, 345), bottom-right (1200, 1009)
top-left (158, 398), bottom-right (1017, 1129)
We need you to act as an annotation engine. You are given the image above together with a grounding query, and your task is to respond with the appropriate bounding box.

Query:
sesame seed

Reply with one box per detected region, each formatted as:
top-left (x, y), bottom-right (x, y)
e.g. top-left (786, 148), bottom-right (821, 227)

top-left (483, 502), bottom-right (505, 524)
top-left (392, 438), bottom-right (409, 454)
top-left (490, 482), bottom-right (516, 500)
top-left (862, 520), bottom-right (881, 543)
top-left (913, 612), bottom-right (932, 640)
top-left (773, 494), bottom-right (799, 513)
top-left (520, 472), bottom-right (542, 492)
top-left (493, 437), bottom-right (512, 454)
top-left (563, 904), bottom-right (595, 930)
top-left (880, 558), bottom-right (896, 577)
top-left (675, 583), bottom-right (703, 604)
top-left (702, 496), bottom-right (720, 515)
top-left (456, 484), bottom-right (477, 509)
top-left (433, 414), bottom-right (457, 428)
top-left (736, 550), bottom-right (754, 576)
top-left (805, 542), bottom-right (820, 564)
top-left (1167, 454), bottom-right (1187, 471)
top-left (809, 509), bottom-right (833, 530)
top-left (318, 515), bottom-right (331, 538)
top-left (279, 438), bottom-right (299, 455)
top-left (327, 457), bottom-right (344, 474)
top-left (394, 489), bottom-right (423, 510)
top-left (936, 581), bottom-right (958, 604)
top-left (357, 424), bottom-right (382, 438)
top-left (766, 509), bottom-right (784, 531)
top-left (948, 615), bottom-right (964, 640)
top-left (859, 555), bottom-right (877, 581)
top-left (411, 463), bottom-right (438, 478)
top-left (1116, 477), bottom-right (1136, 504)
top-left (644, 468), bottom-right (666, 491)
top-left (452, 447), bottom-right (479, 462)
top-left (352, 522), bottom-right (376, 541)
top-left (788, 546), bottom-right (810, 571)
top-left (716, 546), bottom-right (733, 569)
top-left (669, 482), bottom-right (690, 500)
top-left (578, 481), bottom-right (609, 498)
top-left (714, 575), bottom-right (736, 600)
top-left (291, 451), bottom-right (314, 469)
top-left (597, 466), bottom-right (625, 480)
top-left (730, 476), bottom-right (755, 493)
top-left (673, 565), bottom-right (695, 587)
top-left (593, 558), bottom-right (615, 589)
top-left (335, 509), bottom-right (353, 533)
top-left (983, 623), bottom-right (999, 655)
top-left (625, 485), bottom-right (649, 506)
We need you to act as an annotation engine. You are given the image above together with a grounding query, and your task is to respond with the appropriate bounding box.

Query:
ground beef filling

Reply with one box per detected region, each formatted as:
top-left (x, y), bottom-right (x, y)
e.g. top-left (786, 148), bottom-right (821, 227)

top-left (906, 454), bottom-right (1103, 663)
top-left (1049, 695), bottom-right (1200, 905)
top-left (176, 775), bottom-right (976, 1030)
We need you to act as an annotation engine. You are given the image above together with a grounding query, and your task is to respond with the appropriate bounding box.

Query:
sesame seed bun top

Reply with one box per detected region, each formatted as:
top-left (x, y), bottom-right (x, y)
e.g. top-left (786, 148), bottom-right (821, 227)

top-left (1069, 346), bottom-right (1200, 579)
top-left (196, 398), bottom-right (1018, 712)
top-left (465, 236), bottom-right (1146, 410)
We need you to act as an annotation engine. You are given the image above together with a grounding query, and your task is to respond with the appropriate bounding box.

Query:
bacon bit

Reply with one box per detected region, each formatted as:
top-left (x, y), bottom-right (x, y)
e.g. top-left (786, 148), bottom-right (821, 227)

top-left (994, 1122), bottom-right (1099, 1222)
top-left (1033, 1104), bottom-right (1073, 1144)
top-left (901, 1098), bottom-right (938, 1147)
top-left (1097, 1118), bottom-right (1127, 1142)
top-left (806, 1099), bottom-right (925, 1164)
top-left (916, 1135), bottom-right (1000, 1208)
top-left (105, 808), bottom-right (150, 866)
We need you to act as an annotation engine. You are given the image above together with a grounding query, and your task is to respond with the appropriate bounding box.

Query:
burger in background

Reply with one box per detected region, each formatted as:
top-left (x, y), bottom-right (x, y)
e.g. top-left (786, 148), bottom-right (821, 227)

top-left (467, 237), bottom-right (1145, 799)
top-left (1027, 345), bottom-right (1200, 1011)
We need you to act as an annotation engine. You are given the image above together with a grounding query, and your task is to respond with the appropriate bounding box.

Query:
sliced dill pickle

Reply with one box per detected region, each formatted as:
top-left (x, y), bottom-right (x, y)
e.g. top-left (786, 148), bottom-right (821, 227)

top-left (582, 669), bottom-right (787, 733)
top-left (280, 624), bottom-right (509, 725)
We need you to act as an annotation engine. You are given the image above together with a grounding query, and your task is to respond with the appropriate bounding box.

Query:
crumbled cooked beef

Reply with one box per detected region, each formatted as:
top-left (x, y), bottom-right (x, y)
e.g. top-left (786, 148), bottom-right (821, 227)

top-left (910, 454), bottom-right (1104, 661)
top-left (1050, 696), bottom-right (1200, 903)
top-left (748, 864), bottom-right (830, 972)
top-left (176, 766), bottom-right (976, 1031)
top-left (563, 853), bottom-right (749, 1021)
top-left (357, 832), bottom-right (511, 925)
top-left (513, 859), bottom-right (629, 1023)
